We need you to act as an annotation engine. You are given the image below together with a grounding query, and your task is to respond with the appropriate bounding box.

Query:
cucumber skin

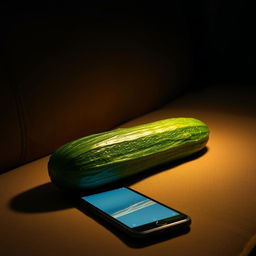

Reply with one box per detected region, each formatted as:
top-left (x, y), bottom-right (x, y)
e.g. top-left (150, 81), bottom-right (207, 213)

top-left (48, 117), bottom-right (209, 190)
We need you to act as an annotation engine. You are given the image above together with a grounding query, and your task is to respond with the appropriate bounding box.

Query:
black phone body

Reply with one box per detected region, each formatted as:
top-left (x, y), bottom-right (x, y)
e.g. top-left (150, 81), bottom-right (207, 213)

top-left (77, 187), bottom-right (191, 238)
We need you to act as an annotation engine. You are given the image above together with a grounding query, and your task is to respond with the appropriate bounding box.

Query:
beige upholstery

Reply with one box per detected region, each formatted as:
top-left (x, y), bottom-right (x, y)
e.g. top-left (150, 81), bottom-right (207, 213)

top-left (1, 83), bottom-right (255, 256)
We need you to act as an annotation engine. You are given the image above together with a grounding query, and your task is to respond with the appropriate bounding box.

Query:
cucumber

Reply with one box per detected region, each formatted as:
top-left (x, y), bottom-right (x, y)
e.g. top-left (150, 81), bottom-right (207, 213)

top-left (48, 117), bottom-right (209, 190)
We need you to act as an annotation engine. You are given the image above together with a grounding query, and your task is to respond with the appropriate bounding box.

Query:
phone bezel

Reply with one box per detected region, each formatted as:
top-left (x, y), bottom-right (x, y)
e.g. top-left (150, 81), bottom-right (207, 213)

top-left (77, 187), bottom-right (191, 237)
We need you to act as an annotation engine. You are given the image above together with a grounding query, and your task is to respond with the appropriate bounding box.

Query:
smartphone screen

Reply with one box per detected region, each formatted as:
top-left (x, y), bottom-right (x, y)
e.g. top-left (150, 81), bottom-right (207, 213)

top-left (81, 187), bottom-right (189, 235)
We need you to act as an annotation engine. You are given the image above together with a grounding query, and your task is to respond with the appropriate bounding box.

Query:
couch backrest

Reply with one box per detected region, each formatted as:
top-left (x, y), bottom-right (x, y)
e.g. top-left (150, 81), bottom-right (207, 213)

top-left (1, 11), bottom-right (192, 172)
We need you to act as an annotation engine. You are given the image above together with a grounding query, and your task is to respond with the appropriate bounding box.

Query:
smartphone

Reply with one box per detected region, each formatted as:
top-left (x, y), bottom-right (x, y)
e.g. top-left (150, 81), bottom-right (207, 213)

top-left (78, 187), bottom-right (191, 238)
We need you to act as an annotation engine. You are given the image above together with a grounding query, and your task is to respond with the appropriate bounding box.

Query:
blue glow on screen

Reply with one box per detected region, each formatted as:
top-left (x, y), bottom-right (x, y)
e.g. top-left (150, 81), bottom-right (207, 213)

top-left (82, 188), bottom-right (180, 228)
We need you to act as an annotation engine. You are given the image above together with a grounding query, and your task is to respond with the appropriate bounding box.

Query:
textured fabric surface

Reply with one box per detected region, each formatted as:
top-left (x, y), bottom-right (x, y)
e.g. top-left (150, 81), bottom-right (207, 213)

top-left (1, 83), bottom-right (255, 256)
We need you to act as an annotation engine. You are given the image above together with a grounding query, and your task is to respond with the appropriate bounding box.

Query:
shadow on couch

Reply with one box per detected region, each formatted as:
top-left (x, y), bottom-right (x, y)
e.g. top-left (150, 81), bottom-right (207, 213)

top-left (9, 147), bottom-right (208, 213)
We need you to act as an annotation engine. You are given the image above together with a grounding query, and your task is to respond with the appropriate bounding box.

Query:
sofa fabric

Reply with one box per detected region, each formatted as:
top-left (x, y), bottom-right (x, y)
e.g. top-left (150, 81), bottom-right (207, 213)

top-left (1, 83), bottom-right (255, 256)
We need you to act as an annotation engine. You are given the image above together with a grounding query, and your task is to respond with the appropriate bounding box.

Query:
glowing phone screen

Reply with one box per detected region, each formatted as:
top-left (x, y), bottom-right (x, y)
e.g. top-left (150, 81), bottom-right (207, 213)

top-left (82, 188), bottom-right (180, 228)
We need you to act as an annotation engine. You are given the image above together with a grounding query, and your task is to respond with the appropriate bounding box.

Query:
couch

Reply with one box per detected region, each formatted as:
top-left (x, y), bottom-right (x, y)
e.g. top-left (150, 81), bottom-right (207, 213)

top-left (1, 5), bottom-right (256, 256)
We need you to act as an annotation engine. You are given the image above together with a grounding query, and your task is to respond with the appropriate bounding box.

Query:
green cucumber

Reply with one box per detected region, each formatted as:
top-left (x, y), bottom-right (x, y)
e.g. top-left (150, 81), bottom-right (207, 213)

top-left (48, 117), bottom-right (209, 190)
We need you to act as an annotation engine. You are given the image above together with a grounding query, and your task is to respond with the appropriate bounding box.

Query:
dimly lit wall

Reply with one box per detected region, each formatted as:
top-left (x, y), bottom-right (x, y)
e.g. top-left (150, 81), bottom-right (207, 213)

top-left (183, 1), bottom-right (256, 85)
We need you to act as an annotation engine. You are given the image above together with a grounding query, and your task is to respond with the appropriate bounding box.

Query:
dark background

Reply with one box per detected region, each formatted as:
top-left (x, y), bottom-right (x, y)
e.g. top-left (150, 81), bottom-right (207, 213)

top-left (1, 1), bottom-right (255, 85)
